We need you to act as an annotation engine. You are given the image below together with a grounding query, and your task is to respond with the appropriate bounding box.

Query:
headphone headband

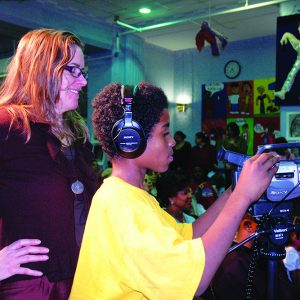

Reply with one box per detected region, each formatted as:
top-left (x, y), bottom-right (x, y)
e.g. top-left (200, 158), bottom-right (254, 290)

top-left (120, 85), bottom-right (138, 105)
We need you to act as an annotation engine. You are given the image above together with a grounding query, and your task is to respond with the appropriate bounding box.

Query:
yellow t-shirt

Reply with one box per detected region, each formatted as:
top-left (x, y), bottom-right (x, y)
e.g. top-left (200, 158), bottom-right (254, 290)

top-left (70, 176), bottom-right (205, 300)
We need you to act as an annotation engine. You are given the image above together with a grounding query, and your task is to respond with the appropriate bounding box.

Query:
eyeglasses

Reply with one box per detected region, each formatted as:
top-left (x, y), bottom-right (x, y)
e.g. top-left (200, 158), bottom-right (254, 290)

top-left (64, 65), bottom-right (88, 80)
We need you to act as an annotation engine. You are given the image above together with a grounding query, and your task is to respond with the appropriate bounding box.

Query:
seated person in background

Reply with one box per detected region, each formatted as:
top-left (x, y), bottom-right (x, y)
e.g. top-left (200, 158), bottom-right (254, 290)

top-left (186, 167), bottom-right (207, 217)
top-left (169, 130), bottom-right (192, 173)
top-left (143, 170), bottom-right (160, 197)
top-left (156, 171), bottom-right (197, 223)
top-left (209, 170), bottom-right (226, 197)
top-left (190, 131), bottom-right (217, 173)
top-left (192, 166), bottom-right (218, 210)
top-left (70, 82), bottom-right (279, 299)
top-left (223, 122), bottom-right (248, 188)
top-left (223, 122), bottom-right (247, 154)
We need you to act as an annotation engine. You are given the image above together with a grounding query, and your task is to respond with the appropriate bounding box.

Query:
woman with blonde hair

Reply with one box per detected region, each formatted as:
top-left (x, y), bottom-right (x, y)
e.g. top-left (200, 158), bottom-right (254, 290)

top-left (0, 28), bottom-right (98, 299)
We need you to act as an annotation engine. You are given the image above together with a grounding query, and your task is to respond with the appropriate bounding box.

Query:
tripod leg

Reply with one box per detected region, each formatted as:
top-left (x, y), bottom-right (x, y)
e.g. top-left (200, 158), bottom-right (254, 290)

top-left (268, 260), bottom-right (278, 300)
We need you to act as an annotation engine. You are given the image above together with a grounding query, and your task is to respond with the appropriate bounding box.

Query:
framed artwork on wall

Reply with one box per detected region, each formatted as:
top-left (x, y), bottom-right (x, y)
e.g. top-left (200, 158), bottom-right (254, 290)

top-left (286, 112), bottom-right (300, 140)
top-left (225, 80), bottom-right (254, 118)
top-left (275, 14), bottom-right (300, 104)
top-left (253, 77), bottom-right (279, 116)
top-left (226, 117), bottom-right (254, 155)
top-left (201, 83), bottom-right (227, 120)
top-left (253, 116), bottom-right (280, 151)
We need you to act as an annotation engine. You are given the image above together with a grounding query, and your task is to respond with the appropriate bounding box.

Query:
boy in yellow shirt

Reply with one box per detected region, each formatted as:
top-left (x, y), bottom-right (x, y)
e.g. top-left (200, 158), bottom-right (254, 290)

top-left (70, 82), bottom-right (279, 299)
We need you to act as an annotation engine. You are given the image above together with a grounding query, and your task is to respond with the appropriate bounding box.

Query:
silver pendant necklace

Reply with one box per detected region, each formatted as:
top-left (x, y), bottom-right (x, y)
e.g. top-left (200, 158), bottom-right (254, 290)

top-left (62, 145), bottom-right (85, 195)
top-left (71, 180), bottom-right (85, 194)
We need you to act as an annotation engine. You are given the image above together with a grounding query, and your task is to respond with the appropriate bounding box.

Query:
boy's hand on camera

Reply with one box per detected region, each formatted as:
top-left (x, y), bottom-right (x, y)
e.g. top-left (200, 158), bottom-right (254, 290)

top-left (233, 153), bottom-right (280, 205)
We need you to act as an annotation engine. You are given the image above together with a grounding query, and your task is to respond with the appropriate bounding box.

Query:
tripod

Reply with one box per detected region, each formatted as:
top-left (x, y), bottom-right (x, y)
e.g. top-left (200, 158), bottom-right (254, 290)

top-left (229, 214), bottom-right (300, 300)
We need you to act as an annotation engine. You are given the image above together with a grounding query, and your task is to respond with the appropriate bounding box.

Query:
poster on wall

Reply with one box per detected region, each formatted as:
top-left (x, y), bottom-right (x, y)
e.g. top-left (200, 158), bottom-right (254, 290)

top-left (275, 14), bottom-right (300, 104)
top-left (226, 117), bottom-right (254, 155)
top-left (286, 112), bottom-right (300, 140)
top-left (253, 116), bottom-right (280, 151)
top-left (253, 77), bottom-right (279, 116)
top-left (201, 83), bottom-right (227, 120)
top-left (201, 78), bottom-right (281, 155)
top-left (202, 118), bottom-right (227, 148)
top-left (225, 80), bottom-right (254, 118)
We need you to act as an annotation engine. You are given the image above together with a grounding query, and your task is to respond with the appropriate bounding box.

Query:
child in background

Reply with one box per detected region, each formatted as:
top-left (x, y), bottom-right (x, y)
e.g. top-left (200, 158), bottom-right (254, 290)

top-left (192, 167), bottom-right (218, 210)
top-left (143, 170), bottom-right (160, 197)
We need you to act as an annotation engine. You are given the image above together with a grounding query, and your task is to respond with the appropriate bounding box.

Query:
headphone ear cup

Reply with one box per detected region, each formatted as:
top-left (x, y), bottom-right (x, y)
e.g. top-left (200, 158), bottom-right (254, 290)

top-left (112, 119), bottom-right (146, 159)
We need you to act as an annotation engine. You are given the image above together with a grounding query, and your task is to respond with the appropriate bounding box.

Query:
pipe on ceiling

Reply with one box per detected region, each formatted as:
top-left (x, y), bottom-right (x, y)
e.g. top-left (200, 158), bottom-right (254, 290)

top-left (116, 0), bottom-right (290, 35)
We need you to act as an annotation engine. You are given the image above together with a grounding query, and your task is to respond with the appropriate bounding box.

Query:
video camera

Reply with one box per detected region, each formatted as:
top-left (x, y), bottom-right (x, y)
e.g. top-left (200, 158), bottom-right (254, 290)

top-left (222, 142), bottom-right (300, 296)
top-left (218, 142), bottom-right (300, 217)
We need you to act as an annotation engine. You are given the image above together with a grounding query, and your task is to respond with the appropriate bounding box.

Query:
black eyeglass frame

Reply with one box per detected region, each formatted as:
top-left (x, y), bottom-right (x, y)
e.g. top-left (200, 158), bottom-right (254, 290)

top-left (64, 65), bottom-right (88, 79)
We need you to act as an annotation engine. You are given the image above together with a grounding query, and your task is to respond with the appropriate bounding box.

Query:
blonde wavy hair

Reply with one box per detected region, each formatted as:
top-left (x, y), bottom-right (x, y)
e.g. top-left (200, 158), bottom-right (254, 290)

top-left (0, 28), bottom-right (89, 144)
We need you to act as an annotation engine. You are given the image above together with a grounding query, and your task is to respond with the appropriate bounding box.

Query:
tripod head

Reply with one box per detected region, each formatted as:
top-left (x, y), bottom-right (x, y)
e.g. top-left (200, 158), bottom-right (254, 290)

top-left (230, 215), bottom-right (300, 259)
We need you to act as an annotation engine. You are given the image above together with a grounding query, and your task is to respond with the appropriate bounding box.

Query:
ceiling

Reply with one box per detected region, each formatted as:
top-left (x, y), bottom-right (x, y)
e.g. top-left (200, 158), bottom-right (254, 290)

top-left (0, 0), bottom-right (298, 57)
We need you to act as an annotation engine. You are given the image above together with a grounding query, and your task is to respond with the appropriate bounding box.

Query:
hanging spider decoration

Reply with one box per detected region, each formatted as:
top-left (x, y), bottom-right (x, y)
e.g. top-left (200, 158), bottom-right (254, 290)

top-left (195, 21), bottom-right (228, 56)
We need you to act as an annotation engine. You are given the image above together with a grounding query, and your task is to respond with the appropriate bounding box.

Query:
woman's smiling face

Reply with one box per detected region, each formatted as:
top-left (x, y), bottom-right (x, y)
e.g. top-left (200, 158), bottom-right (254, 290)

top-left (55, 45), bottom-right (87, 116)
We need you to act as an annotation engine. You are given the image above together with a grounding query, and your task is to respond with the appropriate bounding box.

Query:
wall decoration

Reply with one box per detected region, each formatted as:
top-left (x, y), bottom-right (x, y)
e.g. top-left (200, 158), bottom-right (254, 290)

top-left (226, 117), bottom-right (254, 155)
top-left (201, 78), bottom-right (281, 156)
top-left (195, 21), bottom-right (228, 56)
top-left (201, 118), bottom-right (227, 154)
top-left (253, 77), bottom-right (279, 116)
top-left (224, 60), bottom-right (241, 79)
top-left (202, 83), bottom-right (227, 120)
top-left (225, 80), bottom-right (254, 118)
top-left (285, 112), bottom-right (300, 140)
top-left (202, 118), bottom-right (227, 133)
top-left (253, 116), bottom-right (280, 151)
top-left (275, 14), bottom-right (300, 104)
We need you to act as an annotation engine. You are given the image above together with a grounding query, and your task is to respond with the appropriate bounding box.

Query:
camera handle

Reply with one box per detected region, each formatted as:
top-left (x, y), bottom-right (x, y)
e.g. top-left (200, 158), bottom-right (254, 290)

top-left (228, 224), bottom-right (300, 300)
top-left (257, 142), bottom-right (300, 154)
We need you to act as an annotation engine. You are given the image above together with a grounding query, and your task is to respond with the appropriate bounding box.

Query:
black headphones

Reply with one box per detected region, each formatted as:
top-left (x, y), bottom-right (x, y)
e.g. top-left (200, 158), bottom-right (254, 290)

top-left (111, 84), bottom-right (146, 159)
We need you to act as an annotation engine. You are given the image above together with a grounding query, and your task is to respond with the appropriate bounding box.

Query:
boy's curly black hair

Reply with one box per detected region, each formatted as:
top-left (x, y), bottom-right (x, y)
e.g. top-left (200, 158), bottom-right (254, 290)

top-left (92, 81), bottom-right (168, 158)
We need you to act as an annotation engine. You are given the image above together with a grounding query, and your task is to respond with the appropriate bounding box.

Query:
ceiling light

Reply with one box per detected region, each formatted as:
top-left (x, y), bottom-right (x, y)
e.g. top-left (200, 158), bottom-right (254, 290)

top-left (139, 7), bottom-right (151, 14)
